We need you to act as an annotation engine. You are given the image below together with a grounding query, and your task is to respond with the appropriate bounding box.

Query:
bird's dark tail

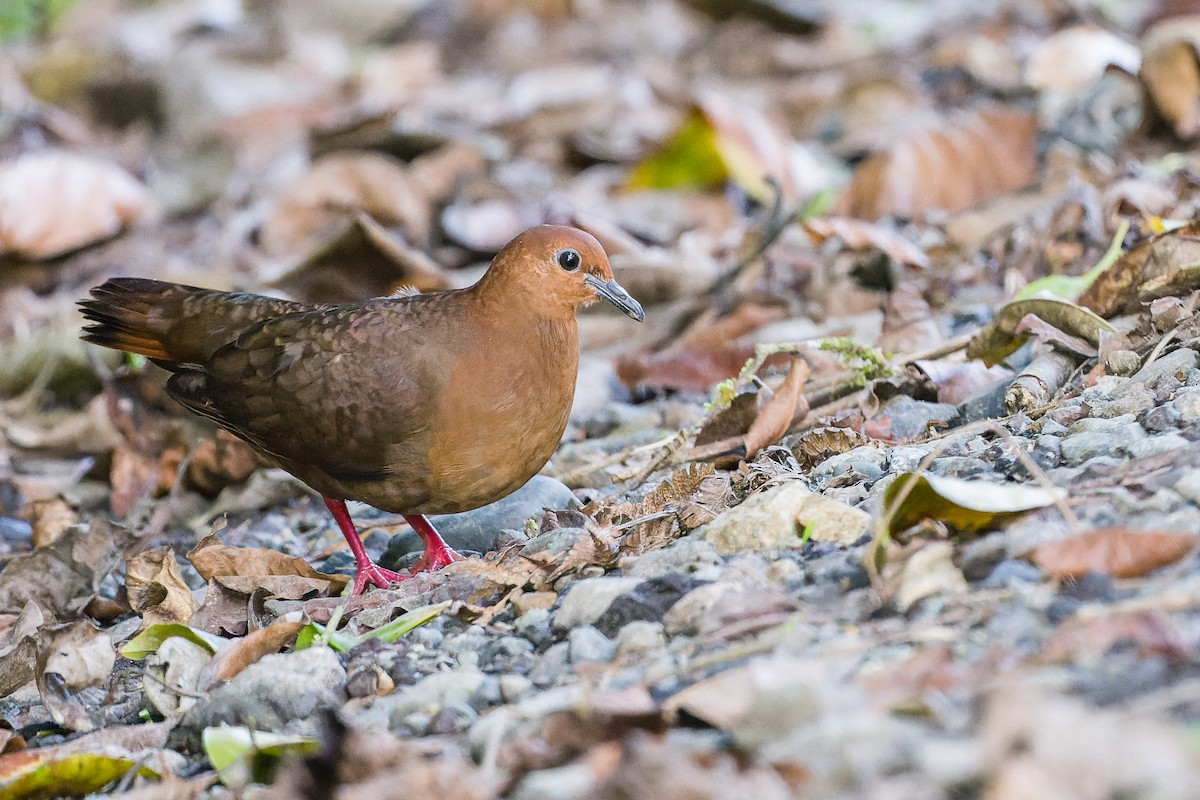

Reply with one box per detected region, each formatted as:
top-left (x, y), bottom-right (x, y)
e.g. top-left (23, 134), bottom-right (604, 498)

top-left (79, 278), bottom-right (177, 361)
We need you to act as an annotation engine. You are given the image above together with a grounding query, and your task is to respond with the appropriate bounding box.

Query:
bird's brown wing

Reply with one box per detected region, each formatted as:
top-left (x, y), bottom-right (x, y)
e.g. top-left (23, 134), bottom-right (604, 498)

top-left (80, 278), bottom-right (313, 366)
top-left (166, 295), bottom-right (468, 492)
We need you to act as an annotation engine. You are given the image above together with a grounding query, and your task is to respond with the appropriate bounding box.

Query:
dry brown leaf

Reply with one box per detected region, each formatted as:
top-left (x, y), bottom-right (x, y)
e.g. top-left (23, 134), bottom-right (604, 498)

top-left (802, 217), bottom-right (929, 267)
top-left (838, 106), bottom-right (1037, 220)
top-left (877, 283), bottom-right (943, 355)
top-left (258, 151), bottom-right (431, 257)
top-left (616, 301), bottom-right (786, 392)
top-left (1025, 528), bottom-right (1199, 579)
top-left (0, 602), bottom-right (46, 697)
top-left (910, 360), bottom-right (1012, 405)
top-left (448, 557), bottom-right (542, 590)
top-left (546, 531), bottom-right (619, 583)
top-left (0, 519), bottom-right (135, 617)
top-left (0, 150), bottom-right (153, 259)
top-left (22, 498), bottom-right (77, 549)
top-left (191, 579), bottom-right (252, 637)
top-left (184, 430), bottom-right (262, 497)
top-left (201, 617), bottom-right (305, 688)
top-left (744, 358), bottom-right (810, 457)
top-left (108, 444), bottom-right (167, 519)
top-left (126, 547), bottom-right (196, 627)
top-left (1025, 25), bottom-right (1140, 93)
top-left (268, 212), bottom-right (452, 304)
top-left (0, 723), bottom-right (177, 799)
top-left (187, 535), bottom-right (349, 595)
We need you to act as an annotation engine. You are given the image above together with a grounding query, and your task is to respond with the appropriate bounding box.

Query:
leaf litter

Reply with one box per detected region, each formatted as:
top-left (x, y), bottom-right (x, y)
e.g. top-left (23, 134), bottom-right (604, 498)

top-left (5, 1), bottom-right (1200, 798)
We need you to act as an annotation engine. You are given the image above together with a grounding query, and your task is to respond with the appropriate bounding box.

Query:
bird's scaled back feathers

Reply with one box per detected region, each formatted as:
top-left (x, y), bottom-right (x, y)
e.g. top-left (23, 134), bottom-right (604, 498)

top-left (80, 225), bottom-right (642, 515)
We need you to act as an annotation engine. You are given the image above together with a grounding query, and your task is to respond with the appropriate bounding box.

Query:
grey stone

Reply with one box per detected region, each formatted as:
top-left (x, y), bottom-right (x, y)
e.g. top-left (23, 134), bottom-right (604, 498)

top-left (614, 620), bottom-right (667, 663)
top-left (382, 476), bottom-right (578, 566)
top-left (172, 646), bottom-right (345, 751)
top-left (886, 446), bottom-right (930, 473)
top-left (1170, 386), bottom-right (1200, 425)
top-left (928, 456), bottom-right (991, 478)
top-left (621, 537), bottom-right (722, 578)
top-left (1140, 404), bottom-right (1181, 432)
top-left (528, 641), bottom-right (570, 686)
top-left (1080, 377), bottom-right (1154, 418)
top-left (567, 625), bottom-right (615, 663)
top-left (445, 625), bottom-right (488, 660)
top-left (509, 763), bottom-right (597, 800)
top-left (1131, 347), bottom-right (1199, 386)
top-left (1039, 419), bottom-right (1068, 436)
top-left (515, 608), bottom-right (552, 642)
top-left (663, 582), bottom-right (736, 636)
top-left (810, 446), bottom-right (887, 483)
top-left (553, 576), bottom-right (643, 630)
top-left (499, 674), bottom-right (534, 702)
top-left (982, 559), bottom-right (1044, 589)
top-left (482, 636), bottom-right (536, 674)
top-left (1173, 469), bottom-right (1200, 505)
top-left (358, 668), bottom-right (486, 729)
top-left (1127, 432), bottom-right (1190, 460)
top-left (1060, 416), bottom-right (1145, 464)
top-left (594, 573), bottom-right (707, 637)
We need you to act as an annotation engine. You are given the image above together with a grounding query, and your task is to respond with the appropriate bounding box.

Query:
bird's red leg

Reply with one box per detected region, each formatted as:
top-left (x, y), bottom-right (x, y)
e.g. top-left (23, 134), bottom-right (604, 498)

top-left (403, 514), bottom-right (462, 573)
top-left (324, 498), bottom-right (408, 594)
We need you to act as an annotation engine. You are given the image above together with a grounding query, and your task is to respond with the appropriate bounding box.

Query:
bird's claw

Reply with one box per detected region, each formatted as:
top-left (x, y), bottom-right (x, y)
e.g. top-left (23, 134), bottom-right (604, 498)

top-left (410, 544), bottom-right (462, 574)
top-left (351, 562), bottom-right (409, 595)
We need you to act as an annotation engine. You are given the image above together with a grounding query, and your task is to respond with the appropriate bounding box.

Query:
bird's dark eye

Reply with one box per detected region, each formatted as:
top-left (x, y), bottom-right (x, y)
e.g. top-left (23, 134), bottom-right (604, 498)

top-left (556, 249), bottom-right (581, 272)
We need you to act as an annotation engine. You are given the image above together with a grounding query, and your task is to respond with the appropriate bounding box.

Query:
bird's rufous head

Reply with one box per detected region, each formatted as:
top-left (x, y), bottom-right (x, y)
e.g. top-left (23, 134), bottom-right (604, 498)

top-left (477, 225), bottom-right (645, 322)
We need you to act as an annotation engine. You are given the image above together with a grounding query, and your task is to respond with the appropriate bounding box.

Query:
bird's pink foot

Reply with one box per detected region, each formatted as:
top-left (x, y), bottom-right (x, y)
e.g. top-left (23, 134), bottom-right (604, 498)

top-left (403, 514), bottom-right (463, 574)
top-left (351, 562), bottom-right (409, 595)
top-left (326, 497), bottom-right (412, 596)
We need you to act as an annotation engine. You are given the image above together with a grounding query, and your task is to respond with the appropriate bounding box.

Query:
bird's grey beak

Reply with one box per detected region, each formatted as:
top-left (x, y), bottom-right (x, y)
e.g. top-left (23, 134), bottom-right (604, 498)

top-left (584, 274), bottom-right (645, 322)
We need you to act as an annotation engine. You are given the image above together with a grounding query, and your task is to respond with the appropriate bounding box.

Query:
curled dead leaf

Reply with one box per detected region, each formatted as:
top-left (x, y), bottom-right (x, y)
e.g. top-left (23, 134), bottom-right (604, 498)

top-left (1141, 17), bottom-right (1200, 139)
top-left (36, 622), bottom-right (116, 732)
top-left (126, 547), bottom-right (196, 626)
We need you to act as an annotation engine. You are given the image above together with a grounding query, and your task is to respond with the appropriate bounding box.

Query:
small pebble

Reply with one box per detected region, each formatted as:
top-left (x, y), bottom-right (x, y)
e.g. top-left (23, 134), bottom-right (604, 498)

top-left (567, 625), bottom-right (615, 664)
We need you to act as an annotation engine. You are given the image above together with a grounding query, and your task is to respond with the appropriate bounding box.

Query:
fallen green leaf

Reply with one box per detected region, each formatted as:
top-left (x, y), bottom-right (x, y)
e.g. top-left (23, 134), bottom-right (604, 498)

top-left (881, 472), bottom-right (1063, 538)
top-left (120, 624), bottom-right (225, 660)
top-left (202, 725), bottom-right (319, 789)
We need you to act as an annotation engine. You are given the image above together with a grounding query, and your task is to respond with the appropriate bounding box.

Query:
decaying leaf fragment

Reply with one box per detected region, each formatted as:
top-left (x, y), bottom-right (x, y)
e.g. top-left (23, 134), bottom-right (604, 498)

top-left (268, 212), bottom-right (452, 304)
top-left (880, 473), bottom-right (1063, 539)
top-left (0, 723), bottom-right (175, 800)
top-left (1077, 221), bottom-right (1200, 316)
